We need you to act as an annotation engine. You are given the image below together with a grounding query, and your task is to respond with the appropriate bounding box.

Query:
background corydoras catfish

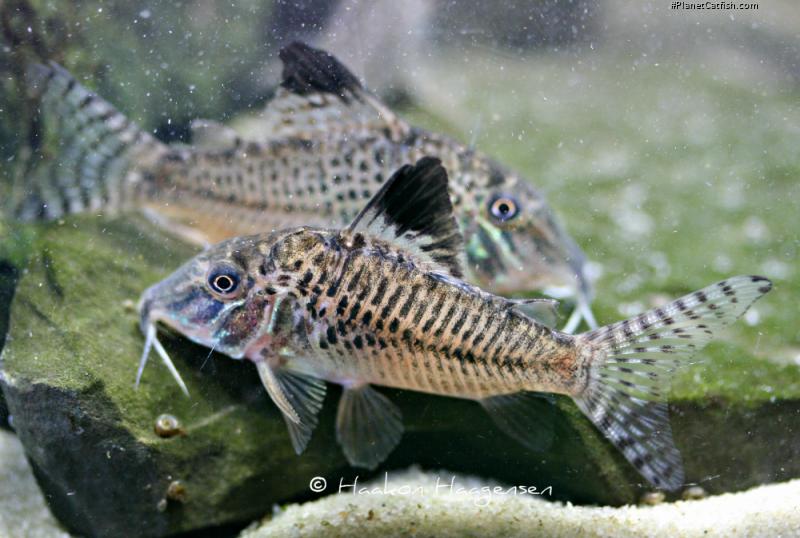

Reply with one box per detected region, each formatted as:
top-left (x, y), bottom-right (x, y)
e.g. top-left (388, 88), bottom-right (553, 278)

top-left (17, 42), bottom-right (596, 331)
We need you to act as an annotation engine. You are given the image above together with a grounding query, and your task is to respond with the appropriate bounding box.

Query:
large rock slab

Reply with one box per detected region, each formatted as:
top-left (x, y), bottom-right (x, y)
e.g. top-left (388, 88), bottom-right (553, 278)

top-left (0, 216), bottom-right (797, 536)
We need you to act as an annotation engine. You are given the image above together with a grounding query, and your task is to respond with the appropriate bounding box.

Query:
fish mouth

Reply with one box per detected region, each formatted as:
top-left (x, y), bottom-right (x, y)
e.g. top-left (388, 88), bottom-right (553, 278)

top-left (135, 290), bottom-right (279, 395)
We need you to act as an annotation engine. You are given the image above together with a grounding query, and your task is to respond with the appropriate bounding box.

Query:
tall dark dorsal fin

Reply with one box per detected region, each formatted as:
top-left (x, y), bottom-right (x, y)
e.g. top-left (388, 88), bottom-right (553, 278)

top-left (279, 41), bottom-right (363, 101)
top-left (347, 157), bottom-right (464, 278)
top-left (256, 42), bottom-right (410, 142)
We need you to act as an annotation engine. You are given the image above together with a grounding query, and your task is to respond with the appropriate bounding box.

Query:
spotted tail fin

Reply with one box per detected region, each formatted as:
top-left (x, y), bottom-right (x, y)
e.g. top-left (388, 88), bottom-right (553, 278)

top-left (574, 275), bottom-right (772, 490)
top-left (17, 62), bottom-right (169, 220)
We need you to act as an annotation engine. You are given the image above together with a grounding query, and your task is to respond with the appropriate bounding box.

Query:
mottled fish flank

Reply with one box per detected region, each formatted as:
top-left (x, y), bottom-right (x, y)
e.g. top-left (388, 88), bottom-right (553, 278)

top-left (19, 42), bottom-right (595, 330)
top-left (137, 158), bottom-right (771, 491)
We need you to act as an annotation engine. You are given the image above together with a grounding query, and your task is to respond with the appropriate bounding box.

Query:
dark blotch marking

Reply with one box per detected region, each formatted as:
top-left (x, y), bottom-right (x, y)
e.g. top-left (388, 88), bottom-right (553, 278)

top-left (362, 310), bottom-right (373, 326)
top-left (326, 326), bottom-right (338, 345)
top-left (336, 295), bottom-right (349, 316)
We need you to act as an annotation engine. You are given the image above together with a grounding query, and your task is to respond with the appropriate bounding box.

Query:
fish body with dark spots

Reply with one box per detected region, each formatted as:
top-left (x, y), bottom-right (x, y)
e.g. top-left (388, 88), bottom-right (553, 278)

top-left (137, 157), bottom-right (772, 490)
top-left (18, 42), bottom-right (595, 331)
top-left (257, 226), bottom-right (586, 400)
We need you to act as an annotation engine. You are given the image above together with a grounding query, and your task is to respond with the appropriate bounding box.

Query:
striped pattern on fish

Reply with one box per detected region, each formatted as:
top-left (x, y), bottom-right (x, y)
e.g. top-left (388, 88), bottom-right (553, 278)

top-left (19, 42), bottom-right (595, 330)
top-left (137, 158), bottom-right (772, 491)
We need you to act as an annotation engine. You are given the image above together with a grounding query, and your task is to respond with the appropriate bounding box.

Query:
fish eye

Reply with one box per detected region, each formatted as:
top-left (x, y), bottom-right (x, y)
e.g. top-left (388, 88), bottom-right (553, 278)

top-left (207, 265), bottom-right (241, 297)
top-left (488, 195), bottom-right (520, 222)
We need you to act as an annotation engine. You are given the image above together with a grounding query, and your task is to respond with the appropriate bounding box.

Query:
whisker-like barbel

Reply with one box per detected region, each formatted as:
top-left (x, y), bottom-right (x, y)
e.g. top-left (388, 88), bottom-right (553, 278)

top-left (136, 324), bottom-right (190, 397)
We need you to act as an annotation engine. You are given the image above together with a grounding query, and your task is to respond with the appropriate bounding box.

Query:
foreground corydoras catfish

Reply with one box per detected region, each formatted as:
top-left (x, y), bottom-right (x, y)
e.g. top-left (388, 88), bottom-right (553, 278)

top-left (19, 42), bottom-right (594, 331)
top-left (138, 158), bottom-right (771, 491)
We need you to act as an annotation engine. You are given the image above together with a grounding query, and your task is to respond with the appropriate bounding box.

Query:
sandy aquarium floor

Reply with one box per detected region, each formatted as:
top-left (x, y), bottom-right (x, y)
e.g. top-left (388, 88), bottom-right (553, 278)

top-left (240, 467), bottom-right (800, 538)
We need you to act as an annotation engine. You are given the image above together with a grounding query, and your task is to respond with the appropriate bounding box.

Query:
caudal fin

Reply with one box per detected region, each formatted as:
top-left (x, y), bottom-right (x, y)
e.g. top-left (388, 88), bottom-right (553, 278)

top-left (17, 62), bottom-right (169, 220)
top-left (574, 275), bottom-right (772, 491)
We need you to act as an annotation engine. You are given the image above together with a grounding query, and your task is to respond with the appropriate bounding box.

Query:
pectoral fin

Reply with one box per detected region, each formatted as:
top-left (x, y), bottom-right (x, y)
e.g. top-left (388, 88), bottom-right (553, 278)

top-left (480, 392), bottom-right (555, 452)
top-left (255, 361), bottom-right (327, 454)
top-left (336, 385), bottom-right (403, 469)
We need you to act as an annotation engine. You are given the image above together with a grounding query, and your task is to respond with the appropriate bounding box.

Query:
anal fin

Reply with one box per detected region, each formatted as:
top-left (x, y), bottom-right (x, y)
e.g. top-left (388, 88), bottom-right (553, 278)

top-left (255, 362), bottom-right (327, 454)
top-left (336, 385), bottom-right (403, 469)
top-left (480, 392), bottom-right (555, 452)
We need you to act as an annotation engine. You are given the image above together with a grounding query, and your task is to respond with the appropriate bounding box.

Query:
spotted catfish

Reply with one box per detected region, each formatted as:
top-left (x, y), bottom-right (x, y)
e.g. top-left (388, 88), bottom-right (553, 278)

top-left (18, 42), bottom-right (594, 330)
top-left (137, 157), bottom-right (771, 491)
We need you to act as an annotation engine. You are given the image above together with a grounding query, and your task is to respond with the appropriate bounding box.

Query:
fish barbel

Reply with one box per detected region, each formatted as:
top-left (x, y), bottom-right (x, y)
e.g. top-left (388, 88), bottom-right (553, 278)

top-left (17, 42), bottom-right (595, 331)
top-left (138, 157), bottom-right (771, 491)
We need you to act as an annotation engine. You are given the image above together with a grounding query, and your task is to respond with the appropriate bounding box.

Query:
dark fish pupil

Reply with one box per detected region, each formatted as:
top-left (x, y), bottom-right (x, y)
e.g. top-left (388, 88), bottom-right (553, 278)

top-left (491, 197), bottom-right (517, 220)
top-left (211, 273), bottom-right (237, 293)
top-left (216, 276), bottom-right (233, 290)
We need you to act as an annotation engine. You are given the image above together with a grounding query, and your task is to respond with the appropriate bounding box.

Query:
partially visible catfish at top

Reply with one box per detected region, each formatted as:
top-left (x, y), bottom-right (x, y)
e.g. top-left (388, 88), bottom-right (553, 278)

top-left (19, 42), bottom-right (595, 330)
top-left (137, 157), bottom-right (771, 491)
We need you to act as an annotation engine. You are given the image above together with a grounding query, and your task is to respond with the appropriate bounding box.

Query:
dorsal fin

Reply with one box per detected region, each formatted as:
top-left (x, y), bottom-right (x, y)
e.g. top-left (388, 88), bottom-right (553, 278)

top-left (279, 41), bottom-right (364, 102)
top-left (346, 157), bottom-right (464, 278)
top-left (253, 42), bottom-right (410, 142)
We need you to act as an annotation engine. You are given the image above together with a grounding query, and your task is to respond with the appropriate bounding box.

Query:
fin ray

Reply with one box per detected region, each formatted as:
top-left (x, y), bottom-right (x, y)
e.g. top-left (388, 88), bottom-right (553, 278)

top-left (256, 362), bottom-right (327, 454)
top-left (508, 298), bottom-right (560, 329)
top-left (255, 42), bottom-right (410, 142)
top-left (347, 157), bottom-right (464, 277)
top-left (19, 62), bottom-right (167, 221)
top-left (575, 275), bottom-right (772, 490)
top-left (336, 385), bottom-right (403, 469)
top-left (480, 392), bottom-right (555, 452)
